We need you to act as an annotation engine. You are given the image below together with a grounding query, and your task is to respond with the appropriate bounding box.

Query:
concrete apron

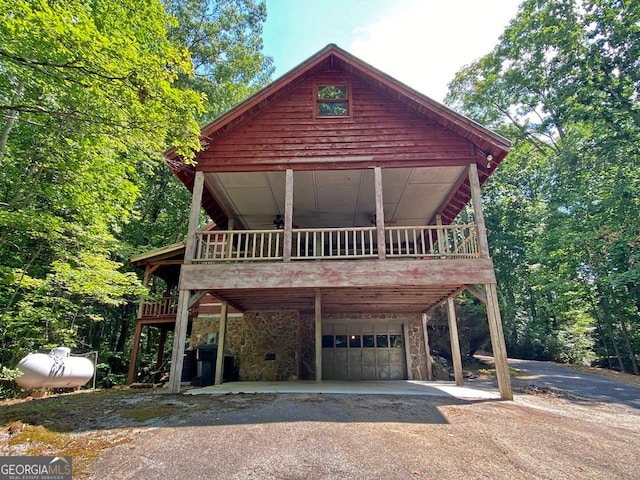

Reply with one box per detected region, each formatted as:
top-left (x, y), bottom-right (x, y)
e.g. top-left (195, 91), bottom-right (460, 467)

top-left (185, 380), bottom-right (500, 401)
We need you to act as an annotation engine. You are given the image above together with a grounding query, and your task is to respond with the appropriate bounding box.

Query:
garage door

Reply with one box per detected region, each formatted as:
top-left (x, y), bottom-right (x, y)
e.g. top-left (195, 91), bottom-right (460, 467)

top-left (322, 321), bottom-right (407, 380)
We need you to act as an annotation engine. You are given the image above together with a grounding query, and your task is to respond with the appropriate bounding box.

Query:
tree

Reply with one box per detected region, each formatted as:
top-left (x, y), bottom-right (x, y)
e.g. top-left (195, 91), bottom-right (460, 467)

top-left (121, 0), bottom-right (274, 254)
top-left (0, 0), bottom-right (205, 370)
top-left (446, 0), bottom-right (639, 369)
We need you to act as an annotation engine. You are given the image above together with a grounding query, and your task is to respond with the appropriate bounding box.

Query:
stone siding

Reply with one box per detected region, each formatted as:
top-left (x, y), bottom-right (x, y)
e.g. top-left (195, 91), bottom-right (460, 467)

top-left (191, 310), bottom-right (304, 381)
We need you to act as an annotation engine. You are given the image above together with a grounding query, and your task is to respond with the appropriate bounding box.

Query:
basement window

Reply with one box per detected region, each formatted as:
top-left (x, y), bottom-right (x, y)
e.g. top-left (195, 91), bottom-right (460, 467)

top-left (316, 83), bottom-right (350, 117)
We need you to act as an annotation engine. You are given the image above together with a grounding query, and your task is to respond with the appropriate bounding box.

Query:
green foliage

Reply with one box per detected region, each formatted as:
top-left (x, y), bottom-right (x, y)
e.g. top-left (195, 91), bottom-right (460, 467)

top-left (0, 0), bottom-right (273, 393)
top-left (0, 366), bottom-right (23, 399)
top-left (0, 0), bottom-right (204, 373)
top-left (446, 0), bottom-right (639, 369)
top-left (163, 0), bottom-right (273, 121)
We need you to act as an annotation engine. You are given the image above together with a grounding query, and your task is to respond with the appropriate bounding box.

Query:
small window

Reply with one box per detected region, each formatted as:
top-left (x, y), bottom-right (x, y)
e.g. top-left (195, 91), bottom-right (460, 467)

top-left (335, 335), bottom-right (348, 348)
top-left (349, 335), bottom-right (362, 348)
top-left (363, 335), bottom-right (375, 348)
top-left (376, 335), bottom-right (389, 348)
top-left (316, 83), bottom-right (350, 117)
top-left (322, 335), bottom-right (334, 348)
top-left (390, 334), bottom-right (404, 348)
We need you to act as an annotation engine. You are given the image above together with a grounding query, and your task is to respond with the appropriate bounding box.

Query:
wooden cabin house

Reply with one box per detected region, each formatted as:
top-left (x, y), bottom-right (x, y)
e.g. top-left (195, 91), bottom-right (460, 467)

top-left (129, 45), bottom-right (513, 399)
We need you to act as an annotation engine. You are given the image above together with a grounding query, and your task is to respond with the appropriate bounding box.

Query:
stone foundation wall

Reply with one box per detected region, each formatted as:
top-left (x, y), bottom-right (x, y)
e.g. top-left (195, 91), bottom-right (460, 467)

top-left (236, 311), bottom-right (300, 381)
top-left (406, 317), bottom-right (429, 380)
top-left (190, 310), bottom-right (305, 381)
top-left (298, 314), bottom-right (315, 380)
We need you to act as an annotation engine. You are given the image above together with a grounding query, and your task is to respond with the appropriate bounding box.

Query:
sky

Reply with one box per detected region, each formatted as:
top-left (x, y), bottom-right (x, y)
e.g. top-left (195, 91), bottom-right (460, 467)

top-left (263, 0), bottom-right (523, 102)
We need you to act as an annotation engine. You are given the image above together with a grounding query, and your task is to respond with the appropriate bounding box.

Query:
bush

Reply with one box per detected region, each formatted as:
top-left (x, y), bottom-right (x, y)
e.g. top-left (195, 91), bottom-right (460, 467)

top-left (0, 366), bottom-right (23, 400)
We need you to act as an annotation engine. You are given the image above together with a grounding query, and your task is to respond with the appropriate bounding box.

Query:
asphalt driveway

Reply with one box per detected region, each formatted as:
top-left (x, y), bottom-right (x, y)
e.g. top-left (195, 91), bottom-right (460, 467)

top-left (503, 357), bottom-right (640, 409)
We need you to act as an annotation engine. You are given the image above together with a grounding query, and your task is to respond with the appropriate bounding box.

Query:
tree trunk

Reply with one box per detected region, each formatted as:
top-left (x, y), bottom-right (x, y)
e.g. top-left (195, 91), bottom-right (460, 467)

top-left (0, 79), bottom-right (25, 165)
top-left (612, 296), bottom-right (639, 375)
top-left (600, 295), bottom-right (625, 372)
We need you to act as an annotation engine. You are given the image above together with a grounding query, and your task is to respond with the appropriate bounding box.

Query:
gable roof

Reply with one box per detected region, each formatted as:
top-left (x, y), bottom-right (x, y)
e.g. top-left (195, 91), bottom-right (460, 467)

top-left (168, 44), bottom-right (510, 226)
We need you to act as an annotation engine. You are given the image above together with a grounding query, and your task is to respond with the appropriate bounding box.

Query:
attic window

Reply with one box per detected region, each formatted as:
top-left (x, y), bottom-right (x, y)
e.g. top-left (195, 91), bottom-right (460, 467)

top-left (316, 83), bottom-right (350, 117)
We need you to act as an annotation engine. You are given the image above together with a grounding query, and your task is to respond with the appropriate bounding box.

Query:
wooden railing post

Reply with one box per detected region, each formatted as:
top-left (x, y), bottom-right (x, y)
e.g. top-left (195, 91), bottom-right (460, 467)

top-left (468, 163), bottom-right (490, 258)
top-left (283, 169), bottom-right (293, 262)
top-left (225, 219), bottom-right (234, 260)
top-left (435, 214), bottom-right (446, 258)
top-left (374, 167), bottom-right (386, 260)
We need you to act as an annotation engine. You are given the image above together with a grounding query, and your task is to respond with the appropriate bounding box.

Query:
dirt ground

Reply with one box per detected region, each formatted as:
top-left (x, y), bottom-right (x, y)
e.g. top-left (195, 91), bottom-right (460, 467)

top-left (1, 381), bottom-right (639, 480)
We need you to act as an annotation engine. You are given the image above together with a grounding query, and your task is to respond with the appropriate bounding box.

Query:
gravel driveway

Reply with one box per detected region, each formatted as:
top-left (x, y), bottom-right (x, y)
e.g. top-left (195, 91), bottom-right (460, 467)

top-left (87, 388), bottom-right (640, 479)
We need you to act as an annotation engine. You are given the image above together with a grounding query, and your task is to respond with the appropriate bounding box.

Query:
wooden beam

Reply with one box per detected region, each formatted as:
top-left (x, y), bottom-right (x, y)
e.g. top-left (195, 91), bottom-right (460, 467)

top-left (167, 290), bottom-right (191, 393)
top-left (468, 164), bottom-right (490, 258)
top-left (188, 290), bottom-right (208, 309)
top-left (214, 301), bottom-right (228, 385)
top-left (225, 219), bottom-right (234, 259)
top-left (465, 284), bottom-right (487, 304)
top-left (283, 169), bottom-right (293, 262)
top-left (126, 321), bottom-right (144, 384)
top-left (485, 283), bottom-right (513, 400)
top-left (374, 167), bottom-right (386, 260)
top-left (435, 214), bottom-right (446, 258)
top-left (184, 171), bottom-right (205, 264)
top-left (315, 290), bottom-right (322, 382)
top-left (168, 171), bottom-right (204, 393)
top-left (447, 297), bottom-right (464, 386)
top-left (180, 259), bottom-right (497, 290)
top-left (422, 312), bottom-right (433, 381)
top-left (403, 322), bottom-right (413, 380)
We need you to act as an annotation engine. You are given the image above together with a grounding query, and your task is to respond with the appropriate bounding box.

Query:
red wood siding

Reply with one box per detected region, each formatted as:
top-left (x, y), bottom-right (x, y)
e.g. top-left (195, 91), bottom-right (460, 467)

top-left (197, 72), bottom-right (476, 172)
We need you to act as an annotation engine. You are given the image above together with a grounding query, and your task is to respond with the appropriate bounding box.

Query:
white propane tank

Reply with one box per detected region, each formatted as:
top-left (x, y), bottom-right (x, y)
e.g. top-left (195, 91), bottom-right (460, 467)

top-left (15, 347), bottom-right (95, 389)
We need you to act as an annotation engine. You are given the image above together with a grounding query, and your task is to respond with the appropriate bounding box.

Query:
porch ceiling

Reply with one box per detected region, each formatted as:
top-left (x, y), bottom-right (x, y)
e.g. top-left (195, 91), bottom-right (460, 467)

top-left (204, 166), bottom-right (466, 230)
top-left (207, 285), bottom-right (465, 314)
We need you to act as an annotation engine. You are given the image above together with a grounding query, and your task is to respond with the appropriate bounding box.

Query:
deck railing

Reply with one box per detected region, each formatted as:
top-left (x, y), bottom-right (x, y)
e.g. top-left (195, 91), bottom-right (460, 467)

top-left (292, 227), bottom-right (377, 259)
top-left (195, 230), bottom-right (284, 261)
top-left (386, 225), bottom-right (479, 258)
top-left (193, 224), bottom-right (479, 263)
top-left (141, 296), bottom-right (179, 317)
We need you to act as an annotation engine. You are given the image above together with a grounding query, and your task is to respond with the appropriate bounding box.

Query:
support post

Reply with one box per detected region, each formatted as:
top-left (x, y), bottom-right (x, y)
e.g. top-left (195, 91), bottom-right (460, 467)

top-left (422, 313), bottom-right (433, 381)
top-left (214, 301), bottom-right (228, 385)
top-left (183, 171), bottom-right (205, 264)
top-left (127, 321), bottom-right (143, 384)
top-left (225, 219), bottom-right (234, 260)
top-left (283, 169), bottom-right (294, 262)
top-left (315, 289), bottom-right (322, 382)
top-left (168, 291), bottom-right (191, 393)
top-left (403, 323), bottom-right (413, 380)
top-left (168, 170), bottom-right (205, 393)
top-left (468, 163), bottom-right (490, 258)
top-left (435, 214), bottom-right (446, 258)
top-left (446, 297), bottom-right (464, 386)
top-left (374, 167), bottom-right (386, 260)
top-left (127, 264), bottom-right (153, 385)
top-left (156, 327), bottom-right (167, 370)
top-left (485, 282), bottom-right (513, 400)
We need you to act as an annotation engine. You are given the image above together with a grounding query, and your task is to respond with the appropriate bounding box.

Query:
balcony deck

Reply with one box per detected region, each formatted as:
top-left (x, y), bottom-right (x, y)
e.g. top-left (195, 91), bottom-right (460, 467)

top-left (194, 224), bottom-right (480, 262)
top-left (171, 224), bottom-right (494, 314)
